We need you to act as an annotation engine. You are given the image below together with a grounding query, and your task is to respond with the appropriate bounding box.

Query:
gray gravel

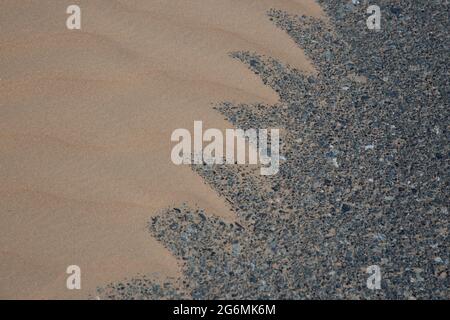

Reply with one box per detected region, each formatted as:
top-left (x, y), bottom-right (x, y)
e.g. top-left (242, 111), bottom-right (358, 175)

top-left (97, 0), bottom-right (449, 300)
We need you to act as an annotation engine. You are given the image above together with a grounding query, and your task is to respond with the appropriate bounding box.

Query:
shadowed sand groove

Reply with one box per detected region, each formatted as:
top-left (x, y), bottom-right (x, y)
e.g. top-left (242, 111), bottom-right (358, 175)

top-left (0, 0), bottom-right (323, 299)
top-left (98, 1), bottom-right (449, 299)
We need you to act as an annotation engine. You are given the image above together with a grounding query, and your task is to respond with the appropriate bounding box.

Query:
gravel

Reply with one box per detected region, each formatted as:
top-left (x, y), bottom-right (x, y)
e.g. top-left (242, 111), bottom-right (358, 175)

top-left (97, 0), bottom-right (449, 300)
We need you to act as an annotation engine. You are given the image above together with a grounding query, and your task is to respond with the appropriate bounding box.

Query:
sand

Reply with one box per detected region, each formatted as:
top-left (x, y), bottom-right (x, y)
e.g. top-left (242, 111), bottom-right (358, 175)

top-left (0, 0), bottom-right (322, 299)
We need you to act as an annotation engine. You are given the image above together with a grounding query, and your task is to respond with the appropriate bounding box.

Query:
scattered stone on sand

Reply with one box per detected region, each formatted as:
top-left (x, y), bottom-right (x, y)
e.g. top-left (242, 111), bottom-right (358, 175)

top-left (97, 0), bottom-right (449, 300)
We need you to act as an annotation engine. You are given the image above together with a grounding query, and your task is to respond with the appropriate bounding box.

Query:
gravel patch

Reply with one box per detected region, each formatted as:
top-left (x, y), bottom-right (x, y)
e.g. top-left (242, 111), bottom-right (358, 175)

top-left (97, 0), bottom-right (449, 299)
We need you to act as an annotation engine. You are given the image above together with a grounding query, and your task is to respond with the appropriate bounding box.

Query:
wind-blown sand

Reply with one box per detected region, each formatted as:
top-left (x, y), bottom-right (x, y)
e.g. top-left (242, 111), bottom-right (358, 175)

top-left (0, 0), bottom-right (322, 299)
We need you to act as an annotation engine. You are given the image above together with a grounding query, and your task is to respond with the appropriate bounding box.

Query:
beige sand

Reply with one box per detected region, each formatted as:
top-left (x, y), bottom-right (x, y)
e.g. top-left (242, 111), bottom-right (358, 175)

top-left (0, 0), bottom-right (322, 299)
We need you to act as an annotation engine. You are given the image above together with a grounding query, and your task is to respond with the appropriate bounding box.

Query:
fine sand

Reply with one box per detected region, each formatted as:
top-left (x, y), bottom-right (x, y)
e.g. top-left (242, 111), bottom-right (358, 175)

top-left (0, 0), bottom-right (322, 299)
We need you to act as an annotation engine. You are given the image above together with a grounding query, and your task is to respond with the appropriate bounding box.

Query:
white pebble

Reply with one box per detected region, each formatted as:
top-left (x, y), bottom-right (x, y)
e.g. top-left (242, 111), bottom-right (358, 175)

top-left (332, 158), bottom-right (339, 168)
